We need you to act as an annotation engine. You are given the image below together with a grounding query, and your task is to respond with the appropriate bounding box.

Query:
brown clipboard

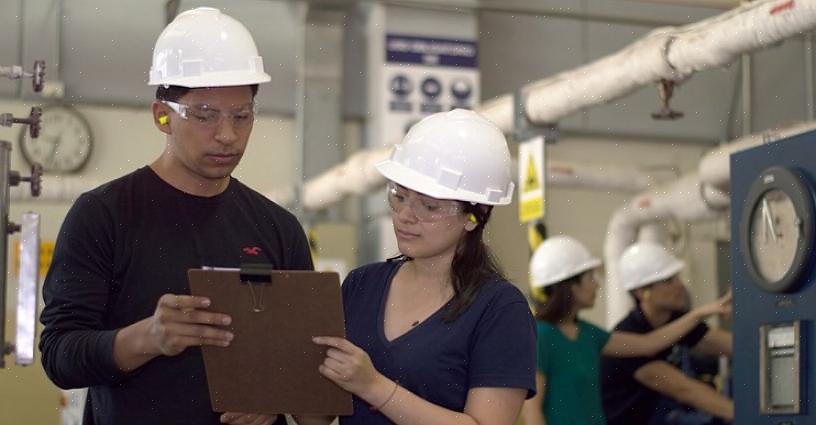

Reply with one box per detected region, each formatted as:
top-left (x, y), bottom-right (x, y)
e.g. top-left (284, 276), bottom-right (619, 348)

top-left (187, 267), bottom-right (353, 416)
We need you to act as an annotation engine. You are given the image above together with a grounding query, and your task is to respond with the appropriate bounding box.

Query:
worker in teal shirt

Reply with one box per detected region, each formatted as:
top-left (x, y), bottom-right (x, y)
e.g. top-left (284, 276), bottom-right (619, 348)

top-left (521, 236), bottom-right (731, 425)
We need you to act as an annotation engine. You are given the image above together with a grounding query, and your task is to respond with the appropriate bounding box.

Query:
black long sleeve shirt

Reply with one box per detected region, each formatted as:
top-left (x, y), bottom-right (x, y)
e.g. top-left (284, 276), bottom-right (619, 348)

top-left (40, 167), bottom-right (313, 425)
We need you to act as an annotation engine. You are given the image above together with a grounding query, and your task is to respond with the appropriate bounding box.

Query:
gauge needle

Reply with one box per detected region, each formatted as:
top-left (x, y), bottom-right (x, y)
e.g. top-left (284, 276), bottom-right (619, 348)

top-left (46, 135), bottom-right (64, 168)
top-left (761, 198), bottom-right (778, 243)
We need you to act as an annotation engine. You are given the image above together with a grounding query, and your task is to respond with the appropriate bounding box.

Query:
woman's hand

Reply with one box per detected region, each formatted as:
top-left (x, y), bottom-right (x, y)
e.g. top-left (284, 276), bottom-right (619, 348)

top-left (692, 290), bottom-right (732, 319)
top-left (312, 336), bottom-right (389, 399)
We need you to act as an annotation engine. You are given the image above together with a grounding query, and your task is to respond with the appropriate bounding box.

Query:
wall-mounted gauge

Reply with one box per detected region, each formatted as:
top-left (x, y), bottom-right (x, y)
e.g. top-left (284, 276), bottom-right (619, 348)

top-left (18, 105), bottom-right (93, 174)
top-left (739, 166), bottom-right (815, 293)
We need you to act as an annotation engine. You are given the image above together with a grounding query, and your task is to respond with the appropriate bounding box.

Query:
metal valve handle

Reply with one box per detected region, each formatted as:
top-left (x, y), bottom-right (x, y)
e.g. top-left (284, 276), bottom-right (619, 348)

top-left (0, 60), bottom-right (45, 92)
top-left (0, 107), bottom-right (42, 138)
top-left (8, 163), bottom-right (43, 197)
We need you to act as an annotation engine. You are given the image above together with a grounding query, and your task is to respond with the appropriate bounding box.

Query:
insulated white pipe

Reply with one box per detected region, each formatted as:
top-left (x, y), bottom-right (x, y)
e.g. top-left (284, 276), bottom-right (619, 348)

top-left (482, 0), bottom-right (816, 131)
top-left (698, 121), bottom-right (816, 192)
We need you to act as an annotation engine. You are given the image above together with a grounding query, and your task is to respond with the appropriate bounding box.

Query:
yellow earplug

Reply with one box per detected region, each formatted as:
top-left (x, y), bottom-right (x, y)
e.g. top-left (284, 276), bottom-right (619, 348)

top-left (158, 115), bottom-right (169, 125)
top-left (642, 289), bottom-right (651, 302)
top-left (467, 213), bottom-right (478, 224)
top-left (530, 286), bottom-right (548, 304)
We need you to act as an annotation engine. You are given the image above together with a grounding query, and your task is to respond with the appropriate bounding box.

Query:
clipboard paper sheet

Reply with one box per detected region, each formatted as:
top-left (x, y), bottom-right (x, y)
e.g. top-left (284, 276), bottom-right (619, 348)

top-left (188, 269), bottom-right (353, 416)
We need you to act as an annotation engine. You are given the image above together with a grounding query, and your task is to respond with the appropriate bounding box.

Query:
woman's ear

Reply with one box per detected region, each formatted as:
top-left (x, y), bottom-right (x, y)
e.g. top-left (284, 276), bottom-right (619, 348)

top-left (464, 213), bottom-right (478, 231)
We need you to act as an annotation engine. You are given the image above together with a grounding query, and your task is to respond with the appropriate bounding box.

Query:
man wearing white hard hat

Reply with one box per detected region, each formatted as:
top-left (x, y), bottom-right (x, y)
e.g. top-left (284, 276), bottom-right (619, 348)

top-left (601, 242), bottom-right (733, 425)
top-left (520, 236), bottom-right (731, 425)
top-left (39, 8), bottom-right (311, 425)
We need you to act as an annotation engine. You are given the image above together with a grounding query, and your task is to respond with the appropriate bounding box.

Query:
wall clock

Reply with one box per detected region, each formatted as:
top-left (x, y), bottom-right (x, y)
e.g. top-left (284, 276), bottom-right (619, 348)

top-left (18, 105), bottom-right (93, 174)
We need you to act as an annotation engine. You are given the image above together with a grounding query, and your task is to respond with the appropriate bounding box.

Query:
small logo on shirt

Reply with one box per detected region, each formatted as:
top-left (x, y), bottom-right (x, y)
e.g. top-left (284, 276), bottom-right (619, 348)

top-left (242, 246), bottom-right (262, 256)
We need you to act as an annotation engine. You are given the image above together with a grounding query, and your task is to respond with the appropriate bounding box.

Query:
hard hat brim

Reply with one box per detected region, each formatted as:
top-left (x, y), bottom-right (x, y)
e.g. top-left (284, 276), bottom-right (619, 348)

top-left (375, 159), bottom-right (513, 206)
top-left (148, 71), bottom-right (271, 88)
top-left (624, 259), bottom-right (685, 291)
top-left (530, 258), bottom-right (602, 288)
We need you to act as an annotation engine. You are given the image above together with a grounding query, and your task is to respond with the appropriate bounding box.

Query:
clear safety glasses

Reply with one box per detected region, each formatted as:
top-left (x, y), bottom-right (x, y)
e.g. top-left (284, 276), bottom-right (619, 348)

top-left (386, 182), bottom-right (464, 223)
top-left (162, 101), bottom-right (256, 129)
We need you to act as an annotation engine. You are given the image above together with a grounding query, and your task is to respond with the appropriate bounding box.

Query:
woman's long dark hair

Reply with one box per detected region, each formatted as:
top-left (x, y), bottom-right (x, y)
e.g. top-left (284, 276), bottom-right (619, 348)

top-left (532, 273), bottom-right (582, 324)
top-left (443, 202), bottom-right (506, 322)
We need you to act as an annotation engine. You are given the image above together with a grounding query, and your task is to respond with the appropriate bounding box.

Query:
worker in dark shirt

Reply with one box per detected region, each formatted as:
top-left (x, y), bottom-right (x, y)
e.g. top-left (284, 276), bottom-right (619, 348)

top-left (39, 8), bottom-right (312, 425)
top-left (601, 242), bottom-right (733, 425)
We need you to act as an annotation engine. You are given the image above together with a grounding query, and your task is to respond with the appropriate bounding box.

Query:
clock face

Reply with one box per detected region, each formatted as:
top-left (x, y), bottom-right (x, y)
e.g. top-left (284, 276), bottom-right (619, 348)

top-left (740, 167), bottom-right (815, 293)
top-left (19, 106), bottom-right (93, 173)
top-left (749, 189), bottom-right (801, 282)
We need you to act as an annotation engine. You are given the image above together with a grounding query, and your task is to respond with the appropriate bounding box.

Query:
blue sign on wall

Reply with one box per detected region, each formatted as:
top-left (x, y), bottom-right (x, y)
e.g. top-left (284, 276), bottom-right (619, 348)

top-left (386, 35), bottom-right (478, 69)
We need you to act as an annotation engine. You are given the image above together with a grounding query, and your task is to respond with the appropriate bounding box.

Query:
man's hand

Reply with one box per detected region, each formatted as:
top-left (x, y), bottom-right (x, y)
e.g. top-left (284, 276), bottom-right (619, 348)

top-left (220, 412), bottom-right (278, 425)
top-left (147, 294), bottom-right (234, 356)
top-left (692, 290), bottom-right (732, 320)
top-left (113, 294), bottom-right (234, 372)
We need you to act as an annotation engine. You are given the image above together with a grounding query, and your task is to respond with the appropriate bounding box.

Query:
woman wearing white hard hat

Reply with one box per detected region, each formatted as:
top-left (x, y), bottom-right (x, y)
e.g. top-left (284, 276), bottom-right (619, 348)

top-left (304, 110), bottom-right (536, 425)
top-left (520, 237), bottom-right (731, 425)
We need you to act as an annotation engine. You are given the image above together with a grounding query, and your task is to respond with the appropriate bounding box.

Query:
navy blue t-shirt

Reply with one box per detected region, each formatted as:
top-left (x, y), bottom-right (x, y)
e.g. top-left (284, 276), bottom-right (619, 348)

top-left (339, 259), bottom-right (536, 424)
top-left (600, 306), bottom-right (710, 425)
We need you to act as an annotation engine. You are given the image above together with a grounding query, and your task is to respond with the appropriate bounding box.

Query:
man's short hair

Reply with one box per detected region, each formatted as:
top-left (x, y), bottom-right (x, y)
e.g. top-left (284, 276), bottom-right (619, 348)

top-left (155, 85), bottom-right (259, 102)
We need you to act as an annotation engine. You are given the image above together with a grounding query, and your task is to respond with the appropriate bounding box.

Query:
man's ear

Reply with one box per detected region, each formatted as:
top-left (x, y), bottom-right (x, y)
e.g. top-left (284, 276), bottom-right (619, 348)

top-left (152, 101), bottom-right (171, 134)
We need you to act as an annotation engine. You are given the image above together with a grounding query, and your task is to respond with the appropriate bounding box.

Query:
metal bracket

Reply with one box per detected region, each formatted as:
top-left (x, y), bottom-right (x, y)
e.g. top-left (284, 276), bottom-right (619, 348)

top-left (651, 79), bottom-right (684, 120)
top-left (513, 90), bottom-right (559, 143)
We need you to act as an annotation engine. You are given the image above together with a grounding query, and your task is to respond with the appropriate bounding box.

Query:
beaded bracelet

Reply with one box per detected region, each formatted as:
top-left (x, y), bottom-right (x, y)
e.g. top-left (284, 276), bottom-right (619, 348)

top-left (370, 381), bottom-right (399, 412)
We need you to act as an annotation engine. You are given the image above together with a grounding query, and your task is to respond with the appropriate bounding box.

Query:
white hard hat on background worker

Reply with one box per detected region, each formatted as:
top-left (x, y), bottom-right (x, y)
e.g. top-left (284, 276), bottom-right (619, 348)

top-left (375, 108), bottom-right (515, 205)
top-left (619, 241), bottom-right (685, 291)
top-left (528, 236), bottom-right (602, 305)
top-left (529, 236), bottom-right (602, 289)
top-left (148, 7), bottom-right (271, 88)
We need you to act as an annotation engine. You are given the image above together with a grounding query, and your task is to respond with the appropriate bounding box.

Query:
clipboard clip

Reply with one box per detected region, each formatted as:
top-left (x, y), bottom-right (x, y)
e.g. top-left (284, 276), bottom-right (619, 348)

top-left (240, 263), bottom-right (274, 313)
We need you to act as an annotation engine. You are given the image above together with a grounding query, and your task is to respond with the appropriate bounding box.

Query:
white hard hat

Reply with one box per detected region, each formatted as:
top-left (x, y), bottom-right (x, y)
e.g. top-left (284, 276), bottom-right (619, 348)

top-left (619, 242), bottom-right (685, 291)
top-left (375, 109), bottom-right (514, 205)
top-left (530, 236), bottom-right (601, 288)
top-left (148, 7), bottom-right (271, 88)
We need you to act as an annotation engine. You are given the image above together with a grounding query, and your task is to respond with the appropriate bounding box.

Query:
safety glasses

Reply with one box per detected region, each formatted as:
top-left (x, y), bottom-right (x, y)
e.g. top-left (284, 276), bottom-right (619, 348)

top-left (386, 182), bottom-right (464, 223)
top-left (162, 101), bottom-right (256, 129)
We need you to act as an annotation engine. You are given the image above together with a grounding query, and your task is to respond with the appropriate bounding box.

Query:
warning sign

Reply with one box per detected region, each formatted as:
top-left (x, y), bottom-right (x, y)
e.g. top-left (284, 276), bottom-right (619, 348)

top-left (518, 136), bottom-right (545, 223)
top-left (525, 155), bottom-right (541, 192)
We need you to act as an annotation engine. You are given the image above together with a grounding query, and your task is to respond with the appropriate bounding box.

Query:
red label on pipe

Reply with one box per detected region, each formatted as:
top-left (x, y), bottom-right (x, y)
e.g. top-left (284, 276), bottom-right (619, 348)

top-left (770, 0), bottom-right (795, 15)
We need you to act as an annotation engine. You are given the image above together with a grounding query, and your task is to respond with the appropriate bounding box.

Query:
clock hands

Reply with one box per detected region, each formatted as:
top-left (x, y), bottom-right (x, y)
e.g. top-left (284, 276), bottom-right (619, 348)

top-left (761, 197), bottom-right (779, 243)
top-left (45, 134), bottom-right (64, 169)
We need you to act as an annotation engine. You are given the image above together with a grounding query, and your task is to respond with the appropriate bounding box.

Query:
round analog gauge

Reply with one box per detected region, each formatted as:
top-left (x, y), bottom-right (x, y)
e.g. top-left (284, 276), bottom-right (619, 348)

top-left (740, 167), bottom-right (815, 293)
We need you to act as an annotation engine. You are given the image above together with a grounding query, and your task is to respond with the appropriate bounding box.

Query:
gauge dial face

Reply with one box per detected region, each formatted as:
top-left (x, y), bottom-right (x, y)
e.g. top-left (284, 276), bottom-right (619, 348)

top-left (19, 106), bottom-right (93, 174)
top-left (750, 189), bottom-right (801, 283)
top-left (741, 166), bottom-right (815, 293)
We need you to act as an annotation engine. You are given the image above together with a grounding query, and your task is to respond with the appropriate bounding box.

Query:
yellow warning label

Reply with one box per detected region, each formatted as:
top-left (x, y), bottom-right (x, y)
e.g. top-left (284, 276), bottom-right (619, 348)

top-left (525, 155), bottom-right (541, 193)
top-left (518, 136), bottom-right (545, 223)
top-left (520, 198), bottom-right (544, 224)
